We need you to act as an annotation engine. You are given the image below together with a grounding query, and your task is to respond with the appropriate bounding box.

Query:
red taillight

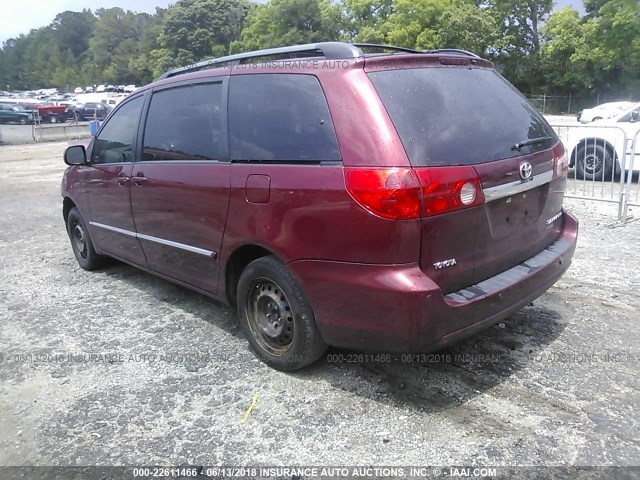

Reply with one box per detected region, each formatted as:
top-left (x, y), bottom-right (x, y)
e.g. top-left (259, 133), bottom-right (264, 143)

top-left (552, 142), bottom-right (569, 179)
top-left (345, 167), bottom-right (421, 220)
top-left (415, 166), bottom-right (484, 215)
top-left (345, 165), bottom-right (484, 219)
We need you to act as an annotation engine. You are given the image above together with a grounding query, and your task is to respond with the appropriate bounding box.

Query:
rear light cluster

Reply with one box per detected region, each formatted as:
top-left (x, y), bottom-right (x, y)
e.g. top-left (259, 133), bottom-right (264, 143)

top-left (552, 142), bottom-right (569, 179)
top-left (345, 166), bottom-right (485, 220)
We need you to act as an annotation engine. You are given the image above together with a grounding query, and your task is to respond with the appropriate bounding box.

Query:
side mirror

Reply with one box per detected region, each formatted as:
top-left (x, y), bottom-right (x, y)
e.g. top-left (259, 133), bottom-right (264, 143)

top-left (64, 145), bottom-right (87, 165)
top-left (631, 110), bottom-right (639, 122)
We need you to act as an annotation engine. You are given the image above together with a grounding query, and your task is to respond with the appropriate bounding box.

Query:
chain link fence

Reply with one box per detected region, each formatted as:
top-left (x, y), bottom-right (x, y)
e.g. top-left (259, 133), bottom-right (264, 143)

top-left (527, 93), bottom-right (638, 115)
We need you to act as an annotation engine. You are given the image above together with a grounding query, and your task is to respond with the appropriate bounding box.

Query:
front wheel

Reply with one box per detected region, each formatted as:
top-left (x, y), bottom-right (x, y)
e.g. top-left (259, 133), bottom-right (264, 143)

top-left (67, 207), bottom-right (106, 270)
top-left (237, 256), bottom-right (327, 371)
top-left (19, 117), bottom-right (27, 125)
top-left (575, 143), bottom-right (614, 181)
top-left (49, 115), bottom-right (58, 124)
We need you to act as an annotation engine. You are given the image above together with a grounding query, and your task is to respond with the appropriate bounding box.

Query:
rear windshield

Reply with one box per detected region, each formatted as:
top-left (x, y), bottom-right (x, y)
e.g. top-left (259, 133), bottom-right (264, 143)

top-left (368, 67), bottom-right (557, 166)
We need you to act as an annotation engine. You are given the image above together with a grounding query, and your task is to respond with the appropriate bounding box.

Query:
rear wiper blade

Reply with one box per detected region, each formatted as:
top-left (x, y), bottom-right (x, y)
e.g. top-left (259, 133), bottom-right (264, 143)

top-left (511, 136), bottom-right (554, 151)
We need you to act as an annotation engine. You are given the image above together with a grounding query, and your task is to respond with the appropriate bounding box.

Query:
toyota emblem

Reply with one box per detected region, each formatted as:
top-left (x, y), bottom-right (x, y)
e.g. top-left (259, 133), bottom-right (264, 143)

top-left (519, 162), bottom-right (533, 180)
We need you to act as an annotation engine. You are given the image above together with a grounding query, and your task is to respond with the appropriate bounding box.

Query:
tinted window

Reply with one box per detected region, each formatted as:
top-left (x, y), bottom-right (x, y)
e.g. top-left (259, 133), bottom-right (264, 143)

top-left (229, 74), bottom-right (340, 162)
top-left (142, 83), bottom-right (223, 161)
top-left (368, 68), bottom-right (557, 166)
top-left (91, 96), bottom-right (143, 164)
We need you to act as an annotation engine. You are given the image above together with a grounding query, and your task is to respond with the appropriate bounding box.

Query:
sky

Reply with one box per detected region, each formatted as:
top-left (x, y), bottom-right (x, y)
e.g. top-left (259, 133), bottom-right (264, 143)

top-left (0, 0), bottom-right (587, 46)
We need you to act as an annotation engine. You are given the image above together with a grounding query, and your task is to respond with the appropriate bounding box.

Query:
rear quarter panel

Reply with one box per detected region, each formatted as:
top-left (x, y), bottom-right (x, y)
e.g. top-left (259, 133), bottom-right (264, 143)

top-left (221, 163), bottom-right (421, 266)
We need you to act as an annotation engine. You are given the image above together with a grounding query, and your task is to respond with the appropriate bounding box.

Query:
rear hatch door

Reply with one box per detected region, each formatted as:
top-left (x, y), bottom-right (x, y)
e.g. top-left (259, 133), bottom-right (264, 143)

top-left (367, 60), bottom-right (564, 294)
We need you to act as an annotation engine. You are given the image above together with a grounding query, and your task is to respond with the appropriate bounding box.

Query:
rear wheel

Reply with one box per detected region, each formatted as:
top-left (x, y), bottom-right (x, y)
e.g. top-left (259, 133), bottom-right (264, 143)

top-left (67, 207), bottom-right (106, 270)
top-left (575, 143), bottom-right (614, 181)
top-left (19, 117), bottom-right (27, 125)
top-left (237, 256), bottom-right (327, 371)
top-left (49, 115), bottom-right (58, 124)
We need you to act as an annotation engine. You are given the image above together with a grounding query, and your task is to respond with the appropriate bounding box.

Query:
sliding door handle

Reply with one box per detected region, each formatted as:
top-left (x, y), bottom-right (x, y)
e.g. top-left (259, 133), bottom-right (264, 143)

top-left (132, 176), bottom-right (148, 186)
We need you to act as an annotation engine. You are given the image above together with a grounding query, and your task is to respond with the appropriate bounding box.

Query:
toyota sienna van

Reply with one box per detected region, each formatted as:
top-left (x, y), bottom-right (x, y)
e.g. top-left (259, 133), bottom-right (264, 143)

top-left (61, 42), bottom-right (578, 370)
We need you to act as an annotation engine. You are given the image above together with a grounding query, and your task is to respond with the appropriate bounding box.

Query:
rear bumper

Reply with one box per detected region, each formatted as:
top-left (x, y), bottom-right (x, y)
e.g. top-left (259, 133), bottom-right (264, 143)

top-left (288, 210), bottom-right (578, 352)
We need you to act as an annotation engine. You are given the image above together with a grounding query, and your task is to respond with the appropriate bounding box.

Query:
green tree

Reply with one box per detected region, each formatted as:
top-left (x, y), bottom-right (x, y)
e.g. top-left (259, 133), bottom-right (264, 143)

top-left (51, 10), bottom-right (96, 59)
top-left (437, 3), bottom-right (500, 55)
top-left (87, 8), bottom-right (139, 74)
top-left (573, 0), bottom-right (640, 95)
top-left (237, 0), bottom-right (343, 50)
top-left (488, 0), bottom-right (554, 92)
top-left (540, 7), bottom-right (591, 93)
top-left (342, 0), bottom-right (394, 42)
top-left (162, 0), bottom-right (253, 60)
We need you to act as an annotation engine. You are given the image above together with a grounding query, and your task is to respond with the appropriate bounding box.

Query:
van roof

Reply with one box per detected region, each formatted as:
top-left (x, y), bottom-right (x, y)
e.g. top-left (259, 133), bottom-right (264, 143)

top-left (156, 42), bottom-right (483, 81)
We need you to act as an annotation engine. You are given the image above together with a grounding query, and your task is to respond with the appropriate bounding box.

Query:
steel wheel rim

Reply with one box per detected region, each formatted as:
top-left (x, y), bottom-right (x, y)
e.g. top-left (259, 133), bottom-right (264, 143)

top-left (72, 221), bottom-right (88, 259)
top-left (583, 152), bottom-right (602, 175)
top-left (245, 278), bottom-right (294, 356)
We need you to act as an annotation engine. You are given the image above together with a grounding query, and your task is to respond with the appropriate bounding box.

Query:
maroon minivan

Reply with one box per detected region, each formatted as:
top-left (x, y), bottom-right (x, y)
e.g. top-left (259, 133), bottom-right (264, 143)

top-left (62, 42), bottom-right (578, 370)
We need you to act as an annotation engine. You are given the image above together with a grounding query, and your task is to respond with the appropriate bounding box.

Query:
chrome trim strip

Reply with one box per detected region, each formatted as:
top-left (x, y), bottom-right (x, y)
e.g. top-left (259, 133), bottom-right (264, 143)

top-left (89, 222), bottom-right (215, 258)
top-left (483, 170), bottom-right (554, 203)
top-left (89, 221), bottom-right (136, 237)
top-left (137, 232), bottom-right (215, 257)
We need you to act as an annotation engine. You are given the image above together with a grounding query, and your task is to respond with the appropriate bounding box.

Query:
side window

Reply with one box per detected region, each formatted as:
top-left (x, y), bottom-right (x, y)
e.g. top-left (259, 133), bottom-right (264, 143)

top-left (91, 96), bottom-right (143, 164)
top-left (142, 82), bottom-right (223, 161)
top-left (229, 74), bottom-right (341, 162)
top-left (623, 108), bottom-right (640, 123)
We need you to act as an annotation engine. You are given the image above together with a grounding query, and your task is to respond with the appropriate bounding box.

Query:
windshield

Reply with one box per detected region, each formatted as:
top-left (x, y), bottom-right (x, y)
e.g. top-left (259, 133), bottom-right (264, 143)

top-left (368, 67), bottom-right (557, 166)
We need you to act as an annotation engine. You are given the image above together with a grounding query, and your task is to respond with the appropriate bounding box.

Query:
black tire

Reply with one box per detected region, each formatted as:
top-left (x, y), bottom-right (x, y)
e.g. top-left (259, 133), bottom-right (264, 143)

top-left (19, 117), bottom-right (27, 125)
top-left (49, 115), bottom-right (58, 124)
top-left (575, 143), bottom-right (614, 181)
top-left (237, 256), bottom-right (327, 371)
top-left (66, 207), bottom-right (106, 270)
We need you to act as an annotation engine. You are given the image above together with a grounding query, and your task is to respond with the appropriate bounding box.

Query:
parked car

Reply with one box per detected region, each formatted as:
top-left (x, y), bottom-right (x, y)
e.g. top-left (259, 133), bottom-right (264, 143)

top-left (124, 85), bottom-right (137, 93)
top-left (85, 86), bottom-right (94, 93)
top-left (559, 102), bottom-right (640, 180)
top-left (61, 42), bottom-right (578, 371)
top-left (18, 104), bottom-right (68, 123)
top-left (71, 102), bottom-right (111, 121)
top-left (577, 101), bottom-right (636, 123)
top-left (0, 104), bottom-right (34, 124)
top-left (74, 87), bottom-right (84, 94)
top-left (96, 85), bottom-right (106, 93)
top-left (37, 104), bottom-right (68, 123)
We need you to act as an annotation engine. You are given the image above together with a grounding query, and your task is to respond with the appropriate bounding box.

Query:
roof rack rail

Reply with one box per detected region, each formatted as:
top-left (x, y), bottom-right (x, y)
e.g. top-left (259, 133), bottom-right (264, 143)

top-left (350, 43), bottom-right (422, 54)
top-left (422, 48), bottom-right (480, 58)
top-left (157, 42), bottom-right (364, 80)
top-left (156, 42), bottom-right (482, 81)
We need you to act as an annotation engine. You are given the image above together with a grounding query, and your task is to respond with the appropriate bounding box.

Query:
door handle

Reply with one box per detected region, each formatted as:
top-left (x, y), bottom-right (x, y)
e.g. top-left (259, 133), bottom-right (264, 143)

top-left (132, 176), bottom-right (148, 186)
top-left (116, 177), bottom-right (130, 185)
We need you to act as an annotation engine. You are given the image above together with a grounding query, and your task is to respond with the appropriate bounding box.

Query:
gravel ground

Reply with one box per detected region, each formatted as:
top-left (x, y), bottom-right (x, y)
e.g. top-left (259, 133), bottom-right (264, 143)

top-left (0, 142), bottom-right (638, 470)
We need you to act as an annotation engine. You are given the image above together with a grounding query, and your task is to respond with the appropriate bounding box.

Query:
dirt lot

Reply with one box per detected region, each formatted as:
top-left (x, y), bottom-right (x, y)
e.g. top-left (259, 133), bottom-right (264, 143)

top-left (0, 142), bottom-right (638, 468)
